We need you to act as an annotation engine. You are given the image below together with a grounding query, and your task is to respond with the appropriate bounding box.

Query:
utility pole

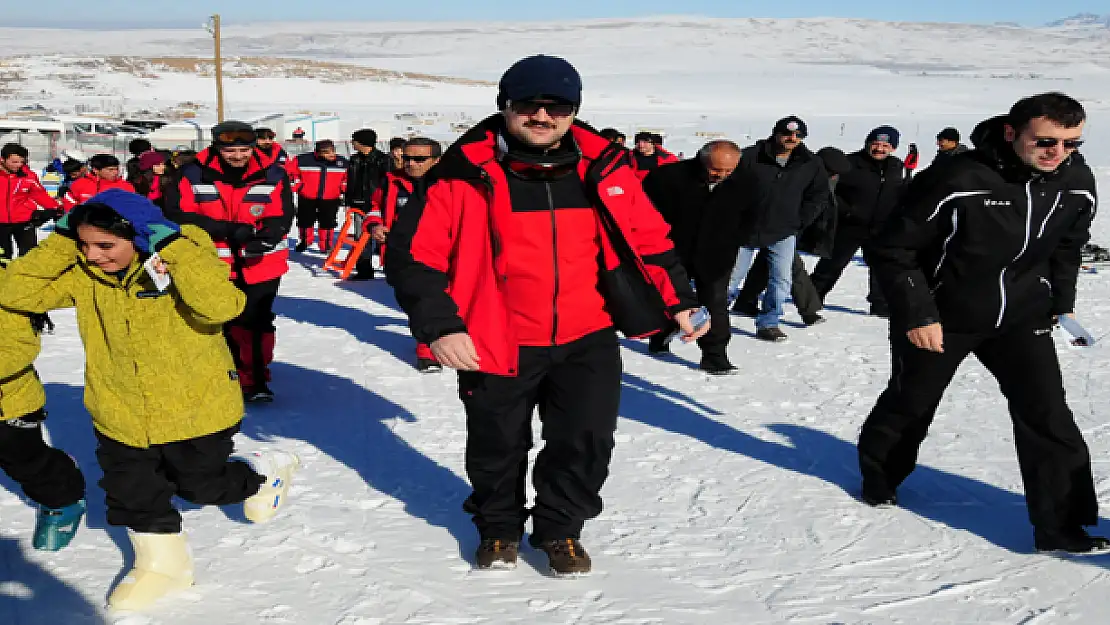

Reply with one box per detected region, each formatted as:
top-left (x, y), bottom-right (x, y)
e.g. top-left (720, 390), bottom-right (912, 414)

top-left (205, 14), bottom-right (225, 122)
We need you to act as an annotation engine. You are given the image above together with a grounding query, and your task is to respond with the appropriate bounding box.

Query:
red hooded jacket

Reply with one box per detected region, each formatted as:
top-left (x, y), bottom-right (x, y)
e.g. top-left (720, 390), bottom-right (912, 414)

top-left (62, 174), bottom-right (135, 211)
top-left (289, 152), bottom-right (348, 201)
top-left (1, 166), bottom-right (59, 223)
top-left (385, 117), bottom-right (697, 376)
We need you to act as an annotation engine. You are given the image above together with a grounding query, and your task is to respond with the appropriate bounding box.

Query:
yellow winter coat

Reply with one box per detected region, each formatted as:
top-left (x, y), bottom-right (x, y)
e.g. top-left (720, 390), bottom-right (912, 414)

top-left (0, 226), bottom-right (247, 448)
top-left (0, 265), bottom-right (46, 421)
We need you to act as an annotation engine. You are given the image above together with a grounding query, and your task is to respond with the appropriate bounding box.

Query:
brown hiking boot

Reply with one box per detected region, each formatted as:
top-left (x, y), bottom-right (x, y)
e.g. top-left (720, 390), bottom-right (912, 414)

top-left (475, 538), bottom-right (519, 569)
top-left (535, 538), bottom-right (592, 576)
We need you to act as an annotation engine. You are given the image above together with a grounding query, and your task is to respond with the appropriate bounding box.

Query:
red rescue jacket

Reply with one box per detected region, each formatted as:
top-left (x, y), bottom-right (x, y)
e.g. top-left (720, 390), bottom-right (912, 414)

top-left (165, 148), bottom-right (294, 284)
top-left (290, 152), bottom-right (348, 201)
top-left (1, 166), bottom-right (59, 223)
top-left (629, 150), bottom-right (679, 181)
top-left (62, 175), bottom-right (135, 211)
top-left (366, 171), bottom-right (416, 265)
top-left (385, 117), bottom-right (697, 376)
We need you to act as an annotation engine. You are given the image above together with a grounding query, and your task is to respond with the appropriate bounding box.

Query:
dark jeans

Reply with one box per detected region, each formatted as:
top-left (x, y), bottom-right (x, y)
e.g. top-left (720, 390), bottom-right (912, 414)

top-left (296, 197), bottom-right (342, 229)
top-left (0, 222), bottom-right (37, 259)
top-left (95, 424), bottom-right (264, 533)
top-left (735, 250), bottom-right (822, 317)
top-left (459, 329), bottom-right (621, 542)
top-left (0, 409), bottom-right (85, 509)
top-left (809, 226), bottom-right (887, 310)
top-left (859, 320), bottom-right (1097, 529)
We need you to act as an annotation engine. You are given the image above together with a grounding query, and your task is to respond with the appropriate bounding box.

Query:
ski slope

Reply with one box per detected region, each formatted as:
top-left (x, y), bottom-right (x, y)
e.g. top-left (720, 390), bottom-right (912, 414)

top-left (2, 15), bottom-right (1110, 625)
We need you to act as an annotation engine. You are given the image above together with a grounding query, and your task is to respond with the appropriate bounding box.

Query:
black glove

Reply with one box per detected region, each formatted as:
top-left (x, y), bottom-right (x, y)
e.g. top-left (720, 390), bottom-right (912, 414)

top-left (30, 209), bottom-right (63, 228)
top-left (223, 222), bottom-right (256, 246)
top-left (241, 221), bottom-right (287, 257)
top-left (30, 313), bottom-right (55, 336)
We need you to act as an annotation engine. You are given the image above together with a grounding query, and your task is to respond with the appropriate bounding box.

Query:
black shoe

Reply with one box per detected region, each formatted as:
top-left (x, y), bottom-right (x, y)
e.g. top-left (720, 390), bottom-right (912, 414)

top-left (348, 269), bottom-right (375, 281)
top-left (475, 538), bottom-right (520, 569)
top-left (532, 538), bottom-right (592, 575)
top-left (647, 336), bottom-right (671, 354)
top-left (869, 306), bottom-right (890, 319)
top-left (731, 300), bottom-right (759, 316)
top-left (699, 358), bottom-right (738, 375)
top-left (244, 384), bottom-right (275, 403)
top-left (294, 240), bottom-right (308, 253)
top-left (755, 327), bottom-right (788, 342)
top-left (801, 313), bottom-right (826, 326)
top-left (417, 358), bottom-right (442, 373)
top-left (1034, 527), bottom-right (1110, 555)
top-left (861, 489), bottom-right (898, 508)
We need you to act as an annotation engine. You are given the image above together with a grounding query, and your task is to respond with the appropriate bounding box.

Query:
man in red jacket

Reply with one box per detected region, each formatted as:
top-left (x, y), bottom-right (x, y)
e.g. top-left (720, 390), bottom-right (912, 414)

top-left (164, 121), bottom-right (295, 403)
top-left (61, 154), bottom-right (135, 211)
top-left (0, 144), bottom-right (62, 258)
top-left (386, 55), bottom-right (708, 575)
top-left (289, 139), bottom-right (348, 253)
top-left (366, 137), bottom-right (441, 372)
top-left (629, 131), bottom-right (678, 180)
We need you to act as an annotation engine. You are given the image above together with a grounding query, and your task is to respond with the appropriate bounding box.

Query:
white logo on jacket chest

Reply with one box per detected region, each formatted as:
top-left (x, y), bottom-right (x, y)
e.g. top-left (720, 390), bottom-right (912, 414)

top-left (984, 199), bottom-right (1012, 207)
top-left (396, 197), bottom-right (408, 208)
top-left (606, 186), bottom-right (624, 197)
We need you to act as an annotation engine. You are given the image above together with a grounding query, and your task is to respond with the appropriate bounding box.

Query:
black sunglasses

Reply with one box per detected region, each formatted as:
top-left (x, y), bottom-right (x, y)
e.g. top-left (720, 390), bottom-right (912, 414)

top-left (1034, 137), bottom-right (1084, 149)
top-left (402, 155), bottom-right (435, 163)
top-left (509, 100), bottom-right (577, 118)
top-left (778, 130), bottom-right (807, 139)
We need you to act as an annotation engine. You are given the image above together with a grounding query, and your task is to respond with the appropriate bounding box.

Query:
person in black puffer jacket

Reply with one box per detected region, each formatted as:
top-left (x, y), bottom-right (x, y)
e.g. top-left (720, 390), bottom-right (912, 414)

top-left (346, 129), bottom-right (393, 279)
top-left (809, 125), bottom-right (908, 316)
top-left (858, 92), bottom-right (1105, 555)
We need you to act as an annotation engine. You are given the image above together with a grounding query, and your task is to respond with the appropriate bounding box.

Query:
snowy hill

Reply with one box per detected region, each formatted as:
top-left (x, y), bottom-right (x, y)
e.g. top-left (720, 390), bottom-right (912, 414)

top-left (1047, 13), bottom-right (1110, 28)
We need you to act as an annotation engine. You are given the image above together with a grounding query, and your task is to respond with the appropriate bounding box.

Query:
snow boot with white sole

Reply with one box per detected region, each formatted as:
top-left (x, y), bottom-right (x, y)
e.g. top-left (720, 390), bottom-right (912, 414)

top-left (108, 531), bottom-right (194, 612)
top-left (242, 450), bottom-right (301, 524)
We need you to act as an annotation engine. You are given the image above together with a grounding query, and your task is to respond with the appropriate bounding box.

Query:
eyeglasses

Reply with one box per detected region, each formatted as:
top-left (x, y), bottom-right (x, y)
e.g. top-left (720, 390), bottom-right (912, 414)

top-left (215, 130), bottom-right (257, 145)
top-left (779, 131), bottom-right (806, 139)
top-left (402, 155), bottom-right (435, 163)
top-left (509, 100), bottom-right (577, 118)
top-left (1033, 137), bottom-right (1084, 149)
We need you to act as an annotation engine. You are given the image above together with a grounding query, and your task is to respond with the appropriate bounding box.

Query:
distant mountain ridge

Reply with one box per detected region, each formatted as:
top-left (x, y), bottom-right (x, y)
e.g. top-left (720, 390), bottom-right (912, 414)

top-left (1046, 13), bottom-right (1110, 28)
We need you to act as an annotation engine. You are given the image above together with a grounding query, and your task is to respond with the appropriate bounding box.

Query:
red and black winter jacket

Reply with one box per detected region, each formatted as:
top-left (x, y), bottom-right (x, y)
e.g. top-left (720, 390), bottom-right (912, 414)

top-left (163, 148), bottom-right (294, 284)
top-left (385, 116), bottom-right (697, 376)
top-left (366, 171), bottom-right (417, 264)
top-left (1, 166), bottom-right (59, 223)
top-left (629, 150), bottom-right (679, 180)
top-left (289, 152), bottom-right (348, 201)
top-left (257, 143), bottom-right (290, 170)
top-left (62, 175), bottom-right (135, 211)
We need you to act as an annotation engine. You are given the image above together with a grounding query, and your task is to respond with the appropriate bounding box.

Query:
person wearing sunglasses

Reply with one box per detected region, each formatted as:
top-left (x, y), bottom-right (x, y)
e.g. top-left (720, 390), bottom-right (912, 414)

top-left (860, 92), bottom-right (1103, 554)
top-left (61, 153), bottom-right (136, 212)
top-left (163, 120), bottom-right (295, 404)
top-left (0, 189), bottom-right (300, 610)
top-left (809, 125), bottom-right (907, 318)
top-left (386, 54), bottom-right (706, 575)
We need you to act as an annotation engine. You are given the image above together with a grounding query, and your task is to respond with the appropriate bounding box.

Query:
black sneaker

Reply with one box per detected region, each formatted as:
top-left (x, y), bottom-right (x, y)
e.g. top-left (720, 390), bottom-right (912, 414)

top-left (861, 489), bottom-right (898, 508)
top-left (533, 538), bottom-right (592, 576)
top-left (348, 268), bottom-right (375, 281)
top-left (699, 358), bottom-right (738, 376)
top-left (647, 335), bottom-right (671, 354)
top-left (475, 538), bottom-right (519, 569)
top-left (244, 384), bottom-right (275, 403)
top-left (801, 313), bottom-right (826, 326)
top-left (756, 327), bottom-right (788, 342)
top-left (731, 300), bottom-right (759, 316)
top-left (294, 240), bottom-right (308, 253)
top-left (417, 358), bottom-right (442, 373)
top-left (869, 306), bottom-right (890, 319)
top-left (1034, 527), bottom-right (1110, 555)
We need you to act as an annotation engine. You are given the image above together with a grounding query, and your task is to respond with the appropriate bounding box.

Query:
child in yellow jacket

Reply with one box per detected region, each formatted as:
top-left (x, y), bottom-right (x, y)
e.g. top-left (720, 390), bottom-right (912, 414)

top-left (0, 253), bottom-right (86, 551)
top-left (0, 190), bottom-right (300, 612)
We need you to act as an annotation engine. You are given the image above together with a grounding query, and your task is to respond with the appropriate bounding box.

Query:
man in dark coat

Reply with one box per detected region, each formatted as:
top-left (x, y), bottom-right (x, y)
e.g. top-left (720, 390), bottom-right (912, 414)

top-left (732, 146), bottom-right (851, 326)
top-left (859, 92), bottom-right (1105, 554)
top-left (715, 116), bottom-right (829, 343)
top-left (641, 141), bottom-right (741, 368)
top-left (346, 128), bottom-right (393, 280)
top-left (931, 127), bottom-right (970, 168)
top-left (809, 125), bottom-right (907, 317)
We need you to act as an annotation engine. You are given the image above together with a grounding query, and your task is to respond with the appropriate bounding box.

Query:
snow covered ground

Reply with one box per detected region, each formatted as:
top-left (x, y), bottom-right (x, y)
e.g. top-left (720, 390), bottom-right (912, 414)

top-left (2, 16), bottom-right (1110, 625)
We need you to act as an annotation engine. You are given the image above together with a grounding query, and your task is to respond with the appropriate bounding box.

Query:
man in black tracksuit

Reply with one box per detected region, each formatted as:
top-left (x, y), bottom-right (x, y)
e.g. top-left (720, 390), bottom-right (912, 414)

top-left (859, 92), bottom-right (1105, 554)
top-left (810, 126), bottom-right (907, 316)
top-left (711, 116), bottom-right (828, 344)
top-left (733, 146), bottom-right (852, 326)
top-left (346, 128), bottom-right (392, 280)
top-left (641, 141), bottom-right (741, 368)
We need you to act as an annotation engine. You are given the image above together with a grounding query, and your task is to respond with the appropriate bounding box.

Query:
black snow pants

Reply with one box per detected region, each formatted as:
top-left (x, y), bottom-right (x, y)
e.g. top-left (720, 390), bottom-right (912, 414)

top-left (95, 424), bottom-right (264, 533)
top-left (0, 409), bottom-right (85, 509)
top-left (809, 225), bottom-right (887, 311)
top-left (0, 222), bottom-right (37, 259)
top-left (858, 319), bottom-right (1098, 530)
top-left (460, 329), bottom-right (622, 543)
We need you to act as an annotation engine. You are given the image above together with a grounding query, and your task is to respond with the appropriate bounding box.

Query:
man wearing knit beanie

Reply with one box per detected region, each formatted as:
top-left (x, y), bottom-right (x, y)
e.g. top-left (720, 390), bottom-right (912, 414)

top-left (386, 53), bottom-right (705, 575)
top-left (810, 126), bottom-right (908, 317)
top-left (932, 126), bottom-right (970, 167)
top-left (346, 128), bottom-right (392, 280)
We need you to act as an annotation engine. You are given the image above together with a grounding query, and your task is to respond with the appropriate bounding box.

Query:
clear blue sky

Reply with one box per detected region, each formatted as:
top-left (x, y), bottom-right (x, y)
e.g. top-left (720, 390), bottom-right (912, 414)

top-left (5, 0), bottom-right (1106, 27)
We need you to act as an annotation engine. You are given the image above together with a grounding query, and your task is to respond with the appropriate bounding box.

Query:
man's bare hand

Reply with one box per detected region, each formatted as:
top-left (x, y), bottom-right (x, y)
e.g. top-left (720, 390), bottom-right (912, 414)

top-left (673, 308), bottom-right (711, 343)
top-left (907, 322), bottom-right (944, 353)
top-left (430, 333), bottom-right (481, 371)
top-left (371, 225), bottom-right (388, 243)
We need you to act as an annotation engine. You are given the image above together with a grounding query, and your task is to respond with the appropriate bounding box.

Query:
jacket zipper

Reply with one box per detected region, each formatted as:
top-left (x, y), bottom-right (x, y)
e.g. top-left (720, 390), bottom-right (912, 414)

top-left (547, 181), bottom-right (559, 346)
top-left (317, 158), bottom-right (328, 199)
top-left (996, 180), bottom-right (1034, 328)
